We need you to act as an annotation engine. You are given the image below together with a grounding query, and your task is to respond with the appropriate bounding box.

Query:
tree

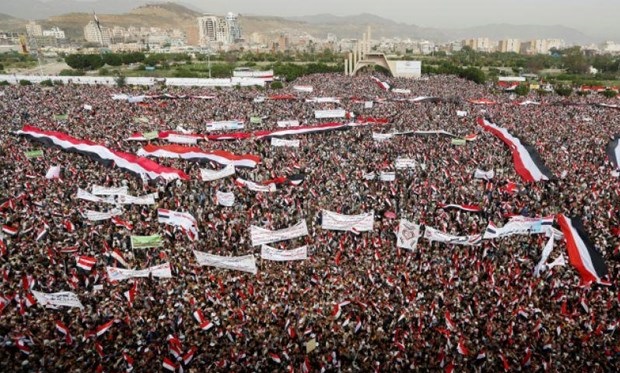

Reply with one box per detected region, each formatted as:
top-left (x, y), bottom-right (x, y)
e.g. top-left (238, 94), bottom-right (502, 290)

top-left (102, 53), bottom-right (123, 67)
top-left (514, 84), bottom-right (530, 96)
top-left (554, 85), bottom-right (573, 97)
top-left (459, 67), bottom-right (486, 84)
top-left (114, 75), bottom-right (127, 87)
top-left (561, 46), bottom-right (589, 74)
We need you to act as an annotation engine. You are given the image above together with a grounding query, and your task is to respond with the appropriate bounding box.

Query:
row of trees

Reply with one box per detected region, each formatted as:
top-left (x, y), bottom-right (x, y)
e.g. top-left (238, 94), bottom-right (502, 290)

top-left (65, 52), bottom-right (146, 70)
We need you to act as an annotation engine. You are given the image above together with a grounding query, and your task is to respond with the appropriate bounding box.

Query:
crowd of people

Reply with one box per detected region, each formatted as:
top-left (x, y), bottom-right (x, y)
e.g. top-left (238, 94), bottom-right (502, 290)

top-left (0, 72), bottom-right (618, 372)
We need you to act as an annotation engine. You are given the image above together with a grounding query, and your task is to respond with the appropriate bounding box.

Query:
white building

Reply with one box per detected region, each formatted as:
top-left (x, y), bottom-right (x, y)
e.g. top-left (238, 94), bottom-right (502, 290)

top-left (498, 39), bottom-right (520, 53)
top-left (197, 13), bottom-right (241, 46)
top-left (84, 20), bottom-right (111, 46)
top-left (26, 21), bottom-right (43, 37)
top-left (42, 27), bottom-right (66, 40)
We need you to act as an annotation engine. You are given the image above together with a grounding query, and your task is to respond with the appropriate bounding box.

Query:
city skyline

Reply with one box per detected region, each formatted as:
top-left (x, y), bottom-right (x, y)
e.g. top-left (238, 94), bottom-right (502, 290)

top-left (4, 0), bottom-right (619, 41)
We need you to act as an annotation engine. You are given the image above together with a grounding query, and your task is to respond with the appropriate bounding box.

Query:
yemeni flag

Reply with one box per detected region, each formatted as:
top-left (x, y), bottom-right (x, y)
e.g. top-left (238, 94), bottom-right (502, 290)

top-left (607, 134), bottom-right (620, 169)
top-left (16, 126), bottom-right (189, 181)
top-left (370, 76), bottom-right (391, 91)
top-left (162, 358), bottom-right (178, 372)
top-left (478, 118), bottom-right (554, 182)
top-left (557, 214), bottom-right (610, 285)
top-left (137, 144), bottom-right (261, 168)
top-left (76, 256), bottom-right (96, 271)
top-left (96, 320), bottom-right (114, 336)
top-left (193, 309), bottom-right (213, 331)
top-left (2, 225), bottom-right (18, 236)
top-left (438, 203), bottom-right (482, 212)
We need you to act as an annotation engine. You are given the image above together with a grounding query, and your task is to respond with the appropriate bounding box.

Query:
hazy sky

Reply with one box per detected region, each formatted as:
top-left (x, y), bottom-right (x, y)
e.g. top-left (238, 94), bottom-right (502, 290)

top-left (175, 0), bottom-right (619, 38)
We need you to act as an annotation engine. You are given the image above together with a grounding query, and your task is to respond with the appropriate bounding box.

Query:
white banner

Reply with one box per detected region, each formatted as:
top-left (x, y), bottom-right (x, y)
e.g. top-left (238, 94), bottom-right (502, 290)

top-left (216, 191), bottom-right (235, 207)
top-left (200, 165), bottom-right (235, 181)
top-left (77, 188), bottom-right (115, 204)
top-left (165, 134), bottom-right (199, 144)
top-left (206, 121), bottom-right (244, 132)
top-left (321, 210), bottom-right (374, 233)
top-left (250, 220), bottom-right (309, 246)
top-left (84, 208), bottom-right (123, 221)
top-left (307, 97), bottom-right (340, 103)
top-left (271, 138), bottom-right (300, 148)
top-left (457, 110), bottom-right (468, 117)
top-left (117, 194), bottom-right (156, 205)
top-left (372, 133), bottom-right (394, 141)
top-left (106, 263), bottom-right (173, 282)
top-left (193, 251), bottom-right (257, 274)
top-left (364, 101), bottom-right (374, 109)
top-left (423, 226), bottom-right (482, 246)
top-left (293, 85), bottom-right (313, 92)
top-left (277, 120), bottom-right (300, 128)
top-left (92, 186), bottom-right (128, 196)
top-left (395, 158), bottom-right (416, 169)
top-left (32, 290), bottom-right (84, 309)
top-left (392, 88), bottom-right (411, 94)
top-left (534, 232), bottom-right (555, 276)
top-left (315, 109), bottom-right (346, 119)
top-left (236, 178), bottom-right (277, 193)
top-left (396, 219), bottom-right (421, 250)
top-left (363, 172), bottom-right (376, 180)
top-left (474, 169), bottom-right (495, 180)
top-left (45, 165), bottom-right (61, 179)
top-left (483, 216), bottom-right (553, 239)
top-left (380, 172), bottom-right (396, 182)
top-left (261, 245), bottom-right (308, 261)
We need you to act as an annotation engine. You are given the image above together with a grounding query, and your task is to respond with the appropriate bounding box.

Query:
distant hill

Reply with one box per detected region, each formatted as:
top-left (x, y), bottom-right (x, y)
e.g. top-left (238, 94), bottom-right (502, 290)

top-left (0, 0), bottom-right (149, 20)
top-left (0, 3), bottom-right (598, 45)
top-left (36, 3), bottom-right (202, 40)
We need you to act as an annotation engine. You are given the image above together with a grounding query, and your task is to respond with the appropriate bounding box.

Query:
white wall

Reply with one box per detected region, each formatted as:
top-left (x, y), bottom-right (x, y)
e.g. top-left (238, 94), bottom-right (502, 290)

top-left (0, 74), bottom-right (266, 87)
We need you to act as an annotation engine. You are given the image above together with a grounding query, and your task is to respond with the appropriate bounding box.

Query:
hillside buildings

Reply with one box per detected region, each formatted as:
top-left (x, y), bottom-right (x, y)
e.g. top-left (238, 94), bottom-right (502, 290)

top-left (84, 20), bottom-right (111, 46)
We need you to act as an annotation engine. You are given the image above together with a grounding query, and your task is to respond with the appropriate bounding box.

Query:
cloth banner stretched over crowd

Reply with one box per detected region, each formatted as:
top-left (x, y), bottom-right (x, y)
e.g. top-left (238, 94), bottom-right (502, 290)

top-left (474, 169), bottom-right (494, 180)
top-left (371, 76), bottom-right (391, 91)
top-left (380, 172), bottom-right (396, 182)
top-left (396, 219), bottom-right (421, 250)
top-left (271, 138), bottom-right (300, 148)
top-left (293, 85), bottom-right (313, 93)
top-left (92, 185), bottom-right (128, 196)
top-left (84, 208), bottom-right (122, 221)
top-left (216, 191), bottom-right (235, 207)
top-left (373, 130), bottom-right (458, 141)
top-left (200, 165), bottom-right (236, 181)
top-left (250, 220), bottom-right (309, 246)
top-left (106, 263), bottom-right (173, 281)
top-left (206, 121), bottom-right (245, 132)
top-left (424, 226), bottom-right (482, 246)
top-left (483, 215), bottom-right (554, 239)
top-left (395, 158), bottom-right (416, 169)
top-left (137, 145), bottom-right (261, 168)
top-left (477, 118), bottom-right (554, 182)
top-left (235, 178), bottom-right (277, 193)
top-left (314, 109), bottom-right (347, 119)
top-left (76, 189), bottom-right (115, 204)
top-left (193, 250), bottom-right (257, 274)
top-left (606, 135), bottom-right (620, 169)
top-left (557, 214), bottom-right (610, 285)
top-left (277, 120), bottom-right (300, 128)
top-left (321, 210), bottom-right (374, 233)
top-left (32, 290), bottom-right (84, 309)
top-left (16, 126), bottom-right (189, 181)
top-left (117, 193), bottom-right (156, 205)
top-left (306, 97), bottom-right (341, 104)
top-left (260, 245), bottom-right (308, 261)
top-left (534, 231), bottom-right (556, 276)
top-left (130, 235), bottom-right (164, 249)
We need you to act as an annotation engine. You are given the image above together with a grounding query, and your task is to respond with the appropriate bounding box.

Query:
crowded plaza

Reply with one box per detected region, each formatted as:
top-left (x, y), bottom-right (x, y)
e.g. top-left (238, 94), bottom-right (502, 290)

top-left (0, 72), bottom-right (618, 372)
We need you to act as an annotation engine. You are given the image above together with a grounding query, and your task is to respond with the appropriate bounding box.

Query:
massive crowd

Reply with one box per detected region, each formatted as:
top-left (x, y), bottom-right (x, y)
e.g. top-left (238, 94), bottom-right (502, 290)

top-left (0, 72), bottom-right (618, 372)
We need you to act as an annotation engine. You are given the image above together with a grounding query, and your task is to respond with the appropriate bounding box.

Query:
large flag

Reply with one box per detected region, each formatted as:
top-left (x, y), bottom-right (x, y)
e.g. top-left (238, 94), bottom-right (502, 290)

top-left (370, 76), bottom-right (391, 91)
top-left (477, 118), bottom-right (553, 182)
top-left (396, 219), bottom-right (421, 250)
top-left (193, 250), bottom-right (257, 274)
top-left (250, 220), bottom-right (309, 246)
top-left (438, 203), bottom-right (481, 213)
top-left (130, 235), bottom-right (163, 249)
top-left (484, 215), bottom-right (554, 239)
top-left (261, 245), bottom-right (308, 261)
top-left (106, 263), bottom-right (172, 281)
top-left (321, 210), bottom-right (374, 233)
top-left (31, 290), bottom-right (84, 309)
top-left (200, 165), bottom-right (235, 181)
top-left (424, 226), bottom-right (482, 246)
top-left (557, 214), bottom-right (610, 285)
top-left (607, 135), bottom-right (620, 169)
top-left (17, 126), bottom-right (189, 181)
top-left (137, 145), bottom-right (260, 168)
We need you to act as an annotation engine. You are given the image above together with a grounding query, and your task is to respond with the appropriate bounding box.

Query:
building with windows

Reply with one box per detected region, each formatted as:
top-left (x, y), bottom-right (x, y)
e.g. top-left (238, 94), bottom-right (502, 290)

top-left (498, 39), bottom-right (520, 53)
top-left (84, 20), bottom-right (111, 46)
top-left (197, 13), bottom-right (241, 46)
top-left (26, 21), bottom-right (43, 37)
top-left (42, 27), bottom-right (66, 40)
